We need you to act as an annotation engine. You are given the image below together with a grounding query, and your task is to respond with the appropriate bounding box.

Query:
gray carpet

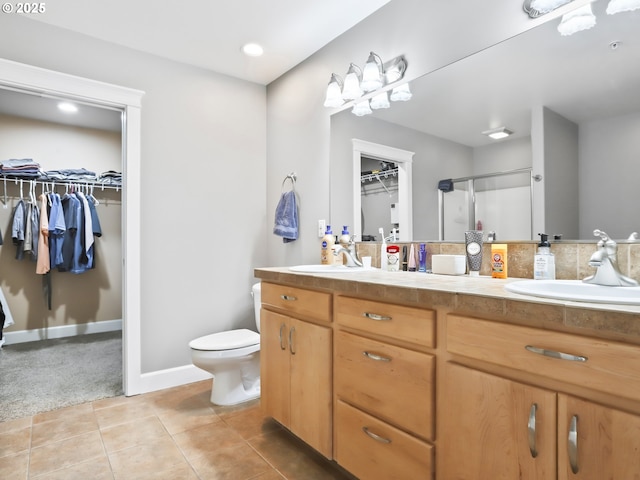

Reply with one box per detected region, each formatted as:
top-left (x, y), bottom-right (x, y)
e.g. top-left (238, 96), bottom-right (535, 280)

top-left (0, 331), bottom-right (123, 422)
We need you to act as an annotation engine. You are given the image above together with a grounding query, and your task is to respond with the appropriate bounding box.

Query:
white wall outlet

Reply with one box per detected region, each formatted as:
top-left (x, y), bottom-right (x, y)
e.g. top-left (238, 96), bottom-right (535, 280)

top-left (318, 219), bottom-right (326, 238)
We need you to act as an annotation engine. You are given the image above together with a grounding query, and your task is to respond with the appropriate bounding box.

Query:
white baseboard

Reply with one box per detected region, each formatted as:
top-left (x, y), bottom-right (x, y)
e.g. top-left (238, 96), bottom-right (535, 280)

top-left (135, 364), bottom-right (212, 395)
top-left (3, 319), bottom-right (123, 345)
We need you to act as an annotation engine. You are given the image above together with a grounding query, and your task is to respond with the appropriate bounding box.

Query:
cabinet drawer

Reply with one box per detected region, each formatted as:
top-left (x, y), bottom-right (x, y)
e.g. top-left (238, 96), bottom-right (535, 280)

top-left (335, 296), bottom-right (435, 347)
top-left (335, 400), bottom-right (433, 480)
top-left (261, 282), bottom-right (331, 323)
top-left (335, 330), bottom-right (434, 440)
top-left (447, 314), bottom-right (640, 402)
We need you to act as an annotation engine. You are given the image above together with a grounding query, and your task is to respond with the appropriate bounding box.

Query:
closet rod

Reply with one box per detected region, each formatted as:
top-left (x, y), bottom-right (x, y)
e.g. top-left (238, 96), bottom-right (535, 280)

top-left (0, 176), bottom-right (122, 197)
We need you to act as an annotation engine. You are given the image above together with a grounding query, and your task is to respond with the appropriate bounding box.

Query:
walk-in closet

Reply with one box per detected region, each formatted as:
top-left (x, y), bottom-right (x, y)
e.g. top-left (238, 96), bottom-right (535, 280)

top-left (0, 88), bottom-right (124, 421)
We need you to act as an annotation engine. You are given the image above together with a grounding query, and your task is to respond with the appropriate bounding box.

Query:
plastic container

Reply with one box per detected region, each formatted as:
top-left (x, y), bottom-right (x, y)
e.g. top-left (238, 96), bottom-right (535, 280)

top-left (387, 244), bottom-right (400, 271)
top-left (465, 230), bottom-right (483, 276)
top-left (321, 225), bottom-right (335, 265)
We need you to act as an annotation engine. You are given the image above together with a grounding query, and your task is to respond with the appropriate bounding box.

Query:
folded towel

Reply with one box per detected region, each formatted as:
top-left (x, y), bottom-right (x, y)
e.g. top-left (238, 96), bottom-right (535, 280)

top-left (273, 190), bottom-right (298, 243)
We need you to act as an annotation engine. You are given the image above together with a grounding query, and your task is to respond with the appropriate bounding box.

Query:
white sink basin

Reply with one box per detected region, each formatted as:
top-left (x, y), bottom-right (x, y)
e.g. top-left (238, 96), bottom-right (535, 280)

top-left (289, 264), bottom-right (368, 274)
top-left (504, 280), bottom-right (640, 305)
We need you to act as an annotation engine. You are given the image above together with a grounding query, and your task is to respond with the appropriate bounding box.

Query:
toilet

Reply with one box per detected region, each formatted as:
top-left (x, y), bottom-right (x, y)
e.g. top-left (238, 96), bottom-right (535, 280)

top-left (189, 282), bottom-right (261, 406)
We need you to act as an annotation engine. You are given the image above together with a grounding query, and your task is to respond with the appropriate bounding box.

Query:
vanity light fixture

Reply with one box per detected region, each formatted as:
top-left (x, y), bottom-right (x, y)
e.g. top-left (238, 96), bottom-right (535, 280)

top-left (523, 0), bottom-right (573, 17)
top-left (557, 3), bottom-right (597, 35)
top-left (482, 127), bottom-right (514, 140)
top-left (342, 63), bottom-right (364, 100)
top-left (323, 52), bottom-right (409, 115)
top-left (361, 52), bottom-right (385, 92)
top-left (370, 91), bottom-right (391, 110)
top-left (607, 0), bottom-right (640, 14)
top-left (390, 83), bottom-right (412, 102)
top-left (352, 100), bottom-right (373, 117)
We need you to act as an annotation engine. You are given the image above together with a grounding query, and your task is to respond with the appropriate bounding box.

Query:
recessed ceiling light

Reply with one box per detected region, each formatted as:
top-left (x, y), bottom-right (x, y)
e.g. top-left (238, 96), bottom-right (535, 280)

top-left (242, 43), bottom-right (264, 57)
top-left (482, 126), bottom-right (514, 140)
top-left (58, 102), bottom-right (78, 113)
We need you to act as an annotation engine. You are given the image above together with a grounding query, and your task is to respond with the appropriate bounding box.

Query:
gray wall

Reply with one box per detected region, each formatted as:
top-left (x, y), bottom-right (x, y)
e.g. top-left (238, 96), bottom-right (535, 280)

top-left (266, 0), bottom-right (560, 266)
top-left (580, 111), bottom-right (640, 239)
top-left (0, 15), bottom-right (267, 373)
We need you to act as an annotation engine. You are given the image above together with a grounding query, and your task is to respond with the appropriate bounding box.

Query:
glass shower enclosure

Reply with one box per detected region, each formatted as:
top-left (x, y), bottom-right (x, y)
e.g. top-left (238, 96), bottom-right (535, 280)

top-left (438, 168), bottom-right (534, 241)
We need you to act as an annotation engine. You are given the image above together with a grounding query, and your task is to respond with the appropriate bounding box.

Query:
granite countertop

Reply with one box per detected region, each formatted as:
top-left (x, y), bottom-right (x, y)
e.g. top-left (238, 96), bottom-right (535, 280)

top-left (255, 267), bottom-right (640, 344)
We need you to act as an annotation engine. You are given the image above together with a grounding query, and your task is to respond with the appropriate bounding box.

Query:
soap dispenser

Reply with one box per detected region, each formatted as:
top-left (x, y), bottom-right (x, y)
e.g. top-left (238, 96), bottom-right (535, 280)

top-left (534, 233), bottom-right (556, 280)
top-left (321, 225), bottom-right (335, 265)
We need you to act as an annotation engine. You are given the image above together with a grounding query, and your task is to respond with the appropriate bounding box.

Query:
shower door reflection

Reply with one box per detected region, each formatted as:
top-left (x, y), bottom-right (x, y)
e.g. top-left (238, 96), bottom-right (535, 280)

top-left (438, 168), bottom-right (533, 242)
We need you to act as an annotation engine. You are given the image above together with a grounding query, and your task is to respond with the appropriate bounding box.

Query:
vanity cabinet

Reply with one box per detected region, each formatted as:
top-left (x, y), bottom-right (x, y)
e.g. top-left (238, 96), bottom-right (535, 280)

top-left (260, 282), bottom-right (333, 458)
top-left (443, 313), bottom-right (640, 479)
top-left (334, 296), bottom-right (436, 479)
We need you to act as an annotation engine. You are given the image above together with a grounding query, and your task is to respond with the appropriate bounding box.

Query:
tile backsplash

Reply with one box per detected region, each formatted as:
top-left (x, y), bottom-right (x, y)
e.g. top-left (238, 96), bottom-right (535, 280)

top-left (356, 241), bottom-right (640, 281)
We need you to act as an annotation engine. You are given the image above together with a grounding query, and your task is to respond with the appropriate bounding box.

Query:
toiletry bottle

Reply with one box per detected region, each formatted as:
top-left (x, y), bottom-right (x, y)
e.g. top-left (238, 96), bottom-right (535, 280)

top-left (491, 244), bottom-right (508, 279)
top-left (379, 228), bottom-right (386, 269)
top-left (408, 244), bottom-right (417, 271)
top-left (387, 244), bottom-right (400, 271)
top-left (465, 230), bottom-right (484, 276)
top-left (534, 233), bottom-right (556, 280)
top-left (321, 225), bottom-right (335, 265)
top-left (418, 243), bottom-right (427, 272)
top-left (338, 226), bottom-right (350, 265)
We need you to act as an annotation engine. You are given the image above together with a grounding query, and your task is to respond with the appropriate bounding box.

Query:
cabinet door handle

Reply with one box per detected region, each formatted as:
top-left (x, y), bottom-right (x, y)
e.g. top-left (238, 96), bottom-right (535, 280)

top-left (363, 351), bottom-right (392, 362)
top-left (525, 345), bottom-right (588, 363)
top-left (568, 415), bottom-right (579, 474)
top-left (280, 294), bottom-right (297, 301)
top-left (363, 312), bottom-right (392, 321)
top-left (279, 323), bottom-right (287, 350)
top-left (289, 326), bottom-right (296, 355)
top-left (528, 403), bottom-right (538, 458)
top-left (362, 426), bottom-right (392, 444)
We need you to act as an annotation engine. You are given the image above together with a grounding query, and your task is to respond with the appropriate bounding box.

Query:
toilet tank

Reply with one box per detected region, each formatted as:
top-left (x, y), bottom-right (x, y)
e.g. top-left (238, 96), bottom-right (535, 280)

top-left (252, 282), bottom-right (262, 332)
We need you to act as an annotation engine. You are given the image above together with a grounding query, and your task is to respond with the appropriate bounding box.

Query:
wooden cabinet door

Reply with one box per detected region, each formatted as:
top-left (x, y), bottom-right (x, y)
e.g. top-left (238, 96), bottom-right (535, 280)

top-left (289, 318), bottom-right (332, 458)
top-left (260, 309), bottom-right (291, 427)
top-left (558, 394), bottom-right (640, 479)
top-left (440, 363), bottom-right (556, 480)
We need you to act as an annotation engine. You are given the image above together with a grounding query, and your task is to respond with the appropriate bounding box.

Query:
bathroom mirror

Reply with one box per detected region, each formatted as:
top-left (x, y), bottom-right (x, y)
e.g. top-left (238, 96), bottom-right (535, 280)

top-left (330, 3), bottom-right (640, 241)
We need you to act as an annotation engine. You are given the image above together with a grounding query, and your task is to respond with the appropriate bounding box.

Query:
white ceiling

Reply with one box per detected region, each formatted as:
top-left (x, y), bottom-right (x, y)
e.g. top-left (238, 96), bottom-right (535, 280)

top-left (20, 0), bottom-right (391, 85)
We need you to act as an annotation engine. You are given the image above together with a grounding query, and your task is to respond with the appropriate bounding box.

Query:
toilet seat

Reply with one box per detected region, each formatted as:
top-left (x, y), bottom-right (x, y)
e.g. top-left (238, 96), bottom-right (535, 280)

top-left (189, 328), bottom-right (260, 351)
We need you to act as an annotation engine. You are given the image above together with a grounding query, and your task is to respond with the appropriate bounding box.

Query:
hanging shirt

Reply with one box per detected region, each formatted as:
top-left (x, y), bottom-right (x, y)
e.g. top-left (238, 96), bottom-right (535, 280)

top-left (11, 199), bottom-right (26, 260)
top-left (48, 193), bottom-right (66, 269)
top-left (36, 193), bottom-right (50, 275)
top-left (59, 193), bottom-right (80, 273)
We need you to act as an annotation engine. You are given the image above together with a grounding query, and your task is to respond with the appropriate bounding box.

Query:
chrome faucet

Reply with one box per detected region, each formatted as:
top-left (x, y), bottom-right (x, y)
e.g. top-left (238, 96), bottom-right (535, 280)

top-left (583, 229), bottom-right (638, 287)
top-left (333, 235), bottom-right (363, 267)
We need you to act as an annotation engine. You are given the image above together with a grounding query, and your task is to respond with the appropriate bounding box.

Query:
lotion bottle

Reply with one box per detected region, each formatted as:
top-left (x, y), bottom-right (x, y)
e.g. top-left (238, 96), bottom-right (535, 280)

top-left (534, 233), bottom-right (556, 280)
top-left (338, 226), bottom-right (350, 265)
top-left (379, 227), bottom-right (386, 269)
top-left (321, 225), bottom-right (335, 265)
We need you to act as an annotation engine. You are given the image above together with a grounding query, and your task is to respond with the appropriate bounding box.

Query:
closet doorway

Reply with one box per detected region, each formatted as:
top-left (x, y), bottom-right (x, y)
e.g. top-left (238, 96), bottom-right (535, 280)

top-left (0, 58), bottom-right (144, 399)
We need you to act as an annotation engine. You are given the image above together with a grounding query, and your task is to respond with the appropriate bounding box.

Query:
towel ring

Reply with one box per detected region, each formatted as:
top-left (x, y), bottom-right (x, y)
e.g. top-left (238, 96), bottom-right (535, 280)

top-left (281, 172), bottom-right (297, 192)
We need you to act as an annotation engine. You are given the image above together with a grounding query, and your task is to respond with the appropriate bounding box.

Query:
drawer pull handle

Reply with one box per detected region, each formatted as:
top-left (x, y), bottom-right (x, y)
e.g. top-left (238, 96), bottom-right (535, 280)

top-left (362, 427), bottom-right (391, 444)
top-left (279, 324), bottom-right (287, 351)
top-left (289, 326), bottom-right (296, 355)
top-left (363, 351), bottom-right (392, 362)
top-left (363, 312), bottom-right (392, 321)
top-left (280, 294), bottom-right (297, 301)
top-left (568, 415), bottom-right (579, 474)
top-left (525, 345), bottom-right (587, 363)
top-left (528, 403), bottom-right (538, 458)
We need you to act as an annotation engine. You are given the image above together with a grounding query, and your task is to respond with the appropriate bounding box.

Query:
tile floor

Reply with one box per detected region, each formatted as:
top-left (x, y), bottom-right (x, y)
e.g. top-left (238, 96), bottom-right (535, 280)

top-left (0, 380), bottom-right (356, 479)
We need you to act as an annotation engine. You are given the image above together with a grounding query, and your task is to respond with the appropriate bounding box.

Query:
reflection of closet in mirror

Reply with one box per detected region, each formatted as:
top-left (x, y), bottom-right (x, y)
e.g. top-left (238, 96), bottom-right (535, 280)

top-left (352, 139), bottom-right (414, 242)
top-left (360, 157), bottom-right (398, 241)
top-left (438, 168), bottom-right (533, 242)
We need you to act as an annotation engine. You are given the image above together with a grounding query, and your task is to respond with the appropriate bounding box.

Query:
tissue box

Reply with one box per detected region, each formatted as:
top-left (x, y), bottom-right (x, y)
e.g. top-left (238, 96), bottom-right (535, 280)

top-left (431, 254), bottom-right (466, 275)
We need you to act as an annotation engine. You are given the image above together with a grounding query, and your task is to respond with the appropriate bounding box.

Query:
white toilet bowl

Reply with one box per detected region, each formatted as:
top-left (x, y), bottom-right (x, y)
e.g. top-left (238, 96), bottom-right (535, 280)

top-left (189, 283), bottom-right (262, 406)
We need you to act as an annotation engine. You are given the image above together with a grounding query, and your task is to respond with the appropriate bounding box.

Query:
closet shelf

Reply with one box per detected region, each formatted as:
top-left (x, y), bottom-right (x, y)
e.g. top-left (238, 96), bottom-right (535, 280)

top-left (1, 175), bottom-right (122, 191)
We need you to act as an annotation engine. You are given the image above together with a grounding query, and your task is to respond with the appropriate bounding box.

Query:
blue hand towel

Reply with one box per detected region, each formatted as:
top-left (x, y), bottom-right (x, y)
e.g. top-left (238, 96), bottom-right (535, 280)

top-left (273, 190), bottom-right (298, 243)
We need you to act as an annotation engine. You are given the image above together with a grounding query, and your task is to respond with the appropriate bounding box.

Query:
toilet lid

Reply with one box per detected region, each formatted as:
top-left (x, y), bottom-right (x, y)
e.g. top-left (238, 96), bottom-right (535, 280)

top-left (189, 329), bottom-right (260, 351)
